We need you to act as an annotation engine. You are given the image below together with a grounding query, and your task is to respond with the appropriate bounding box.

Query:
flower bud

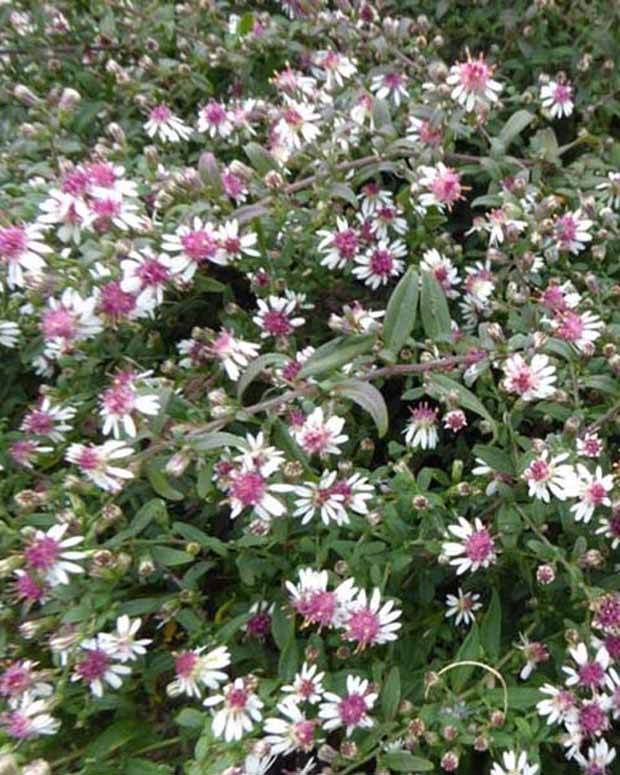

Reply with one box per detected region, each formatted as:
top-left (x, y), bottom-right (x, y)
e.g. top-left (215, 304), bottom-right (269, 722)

top-left (14, 84), bottom-right (39, 106)
top-left (305, 645), bottom-right (321, 663)
top-left (412, 495), bottom-right (429, 510)
top-left (318, 745), bottom-right (338, 764)
top-left (59, 87), bottom-right (81, 111)
top-left (441, 752), bottom-right (459, 771)
top-left (0, 755), bottom-right (20, 775)
top-left (340, 741), bottom-right (358, 759)
top-left (536, 564), bottom-right (555, 585)
top-left (490, 710), bottom-right (505, 727)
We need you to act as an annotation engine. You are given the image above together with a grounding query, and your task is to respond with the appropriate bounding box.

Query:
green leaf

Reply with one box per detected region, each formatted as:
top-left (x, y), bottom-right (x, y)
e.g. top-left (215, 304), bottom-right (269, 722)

top-left (278, 638), bottom-right (298, 680)
top-left (237, 12), bottom-right (255, 34)
top-left (271, 605), bottom-right (294, 651)
top-left (151, 546), bottom-right (194, 566)
top-left (480, 589), bottom-right (502, 660)
top-left (298, 335), bottom-right (374, 379)
top-left (243, 142), bottom-right (278, 174)
top-left (473, 445), bottom-right (515, 476)
top-left (328, 182), bottom-right (358, 208)
top-left (172, 522), bottom-right (228, 556)
top-left (125, 759), bottom-right (173, 775)
top-left (383, 268), bottom-right (419, 354)
top-left (106, 498), bottom-right (167, 547)
top-left (427, 373), bottom-right (496, 436)
top-left (85, 720), bottom-right (140, 758)
top-left (146, 462), bottom-right (184, 501)
top-left (175, 708), bottom-right (206, 729)
top-left (333, 379), bottom-right (388, 437)
top-left (382, 666), bottom-right (401, 720)
top-left (190, 432), bottom-right (249, 452)
top-left (450, 623), bottom-right (481, 692)
top-left (499, 109), bottom-right (535, 148)
top-left (372, 98), bottom-right (392, 130)
top-left (420, 272), bottom-right (452, 342)
top-left (237, 353), bottom-right (289, 400)
top-left (380, 752), bottom-right (434, 772)
top-left (486, 687), bottom-right (542, 710)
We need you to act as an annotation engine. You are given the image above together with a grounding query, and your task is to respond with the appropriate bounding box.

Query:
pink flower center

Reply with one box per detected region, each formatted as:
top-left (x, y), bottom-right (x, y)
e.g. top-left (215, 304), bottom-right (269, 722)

top-left (77, 447), bottom-right (101, 471)
top-left (293, 720), bottom-right (315, 749)
top-left (346, 608), bottom-right (380, 646)
top-left (204, 102), bottom-right (227, 125)
top-left (557, 312), bottom-right (584, 342)
top-left (553, 83), bottom-right (572, 104)
top-left (419, 121), bottom-right (442, 147)
top-left (246, 611), bottom-right (272, 638)
top-left (578, 702), bottom-right (608, 736)
top-left (411, 404), bottom-right (438, 426)
top-left (459, 60), bottom-right (490, 91)
top-left (23, 409), bottom-right (54, 435)
top-left (333, 229), bottom-right (358, 259)
top-left (281, 360), bottom-right (302, 381)
top-left (339, 692), bottom-right (367, 726)
top-left (596, 597), bottom-right (620, 630)
top-left (0, 666), bottom-right (32, 696)
top-left (512, 368), bottom-right (533, 394)
top-left (100, 281), bottom-right (137, 318)
top-left (296, 590), bottom-right (335, 627)
top-left (5, 711), bottom-right (32, 739)
top-left (88, 163), bottom-right (117, 188)
top-left (62, 169), bottom-right (90, 195)
top-left (230, 471), bottom-right (266, 507)
top-left (582, 437), bottom-right (602, 457)
top-left (261, 310), bottom-right (292, 336)
top-left (151, 104), bottom-right (172, 122)
top-left (91, 197), bottom-right (120, 220)
top-left (221, 172), bottom-right (245, 199)
top-left (223, 236), bottom-right (241, 255)
top-left (103, 384), bottom-right (136, 416)
top-left (15, 574), bottom-right (45, 602)
top-left (25, 537), bottom-right (60, 571)
top-left (579, 661), bottom-right (606, 688)
top-left (369, 248), bottom-right (394, 277)
top-left (556, 215), bottom-right (577, 243)
top-left (42, 307), bottom-right (77, 340)
top-left (464, 529), bottom-right (494, 563)
top-left (298, 678), bottom-right (317, 699)
top-left (300, 428), bottom-right (332, 455)
top-left (181, 230), bottom-right (217, 262)
top-left (283, 108), bottom-right (302, 126)
top-left (586, 481), bottom-right (607, 505)
top-left (76, 648), bottom-right (110, 681)
top-left (0, 226), bottom-right (27, 259)
top-left (431, 169), bottom-right (463, 204)
top-left (175, 651), bottom-right (198, 678)
top-left (541, 286), bottom-right (567, 311)
top-left (528, 459), bottom-right (550, 482)
top-left (383, 73), bottom-right (402, 90)
top-left (609, 518), bottom-right (620, 539)
top-left (10, 440), bottom-right (37, 465)
top-left (605, 635), bottom-right (620, 659)
top-left (227, 687), bottom-right (248, 709)
top-left (137, 258), bottom-right (170, 286)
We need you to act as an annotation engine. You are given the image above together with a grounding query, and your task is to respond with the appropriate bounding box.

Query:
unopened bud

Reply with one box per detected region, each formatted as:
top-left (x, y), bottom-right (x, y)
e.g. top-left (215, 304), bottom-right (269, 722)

top-left (413, 495), bottom-right (429, 510)
top-left (305, 645), bottom-right (321, 663)
top-left (441, 752), bottom-right (459, 772)
top-left (59, 87), bottom-right (81, 111)
top-left (14, 84), bottom-right (39, 106)
top-left (536, 564), bottom-right (556, 585)
top-left (490, 710), bottom-right (505, 727)
top-left (340, 741), bottom-right (358, 759)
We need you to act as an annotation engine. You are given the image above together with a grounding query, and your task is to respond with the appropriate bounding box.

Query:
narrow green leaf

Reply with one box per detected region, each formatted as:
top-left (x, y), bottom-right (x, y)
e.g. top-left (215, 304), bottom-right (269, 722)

top-left (151, 546), bottom-right (194, 566)
top-left (328, 182), bottom-right (358, 208)
top-left (106, 498), bottom-right (166, 547)
top-left (383, 268), bottom-right (419, 354)
top-left (85, 720), bottom-right (140, 758)
top-left (480, 589), bottom-right (502, 660)
top-left (298, 335), bottom-right (374, 379)
top-left (381, 666), bottom-right (401, 720)
top-left (420, 272), bottom-right (452, 342)
top-left (271, 605), bottom-right (294, 651)
top-left (380, 752), bottom-right (434, 772)
top-left (450, 623), bottom-right (482, 691)
top-left (243, 142), bottom-right (278, 174)
top-left (372, 98), bottom-right (392, 130)
top-left (146, 462), bottom-right (184, 501)
top-left (190, 432), bottom-right (249, 452)
top-left (172, 522), bottom-right (228, 556)
top-left (499, 109), bottom-right (535, 147)
top-left (237, 353), bottom-right (289, 400)
top-left (333, 379), bottom-right (389, 437)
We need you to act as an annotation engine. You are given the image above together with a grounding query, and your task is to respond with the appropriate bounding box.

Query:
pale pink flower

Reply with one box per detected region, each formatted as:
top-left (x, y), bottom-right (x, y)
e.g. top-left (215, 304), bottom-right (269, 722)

top-left (370, 72), bottom-right (408, 106)
top-left (404, 403), bottom-right (439, 449)
top-left (353, 240), bottom-right (407, 289)
top-left (253, 295), bottom-right (305, 338)
top-left (420, 249), bottom-right (460, 297)
top-left (144, 104), bottom-right (192, 142)
top-left (23, 524), bottom-right (85, 587)
top-left (72, 637), bottom-right (131, 697)
top-left (204, 676), bottom-right (264, 742)
top-left (0, 223), bottom-right (51, 287)
top-left (166, 646), bottom-right (230, 698)
top-left (318, 218), bottom-right (360, 270)
top-left (318, 675), bottom-right (377, 736)
top-left (418, 163), bottom-right (466, 212)
top-left (342, 587), bottom-right (402, 651)
top-left (540, 80), bottom-right (574, 119)
top-left (21, 398), bottom-right (76, 442)
top-left (553, 210), bottom-right (592, 254)
top-left (522, 451), bottom-right (579, 502)
top-left (294, 407), bottom-right (348, 458)
top-left (501, 353), bottom-right (557, 401)
top-left (570, 465), bottom-right (613, 523)
top-left (197, 101), bottom-right (234, 138)
top-left (446, 51), bottom-right (502, 112)
top-left (65, 440), bottom-right (134, 492)
top-left (443, 517), bottom-right (497, 575)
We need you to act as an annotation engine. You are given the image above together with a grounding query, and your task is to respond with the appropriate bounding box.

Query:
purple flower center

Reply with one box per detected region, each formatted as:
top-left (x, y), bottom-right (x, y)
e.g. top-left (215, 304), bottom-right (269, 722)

top-left (230, 471), bottom-right (266, 507)
top-left (369, 248), bottom-right (394, 276)
top-left (175, 651), bottom-right (197, 678)
top-left (42, 307), bottom-right (76, 340)
top-left (151, 104), bottom-right (172, 122)
top-left (339, 692), bottom-right (367, 726)
top-left (25, 537), bottom-right (60, 571)
top-left (24, 409), bottom-right (54, 435)
top-left (246, 612), bottom-right (272, 638)
top-left (137, 258), bottom-right (170, 286)
top-left (333, 229), bottom-right (358, 259)
top-left (0, 226), bottom-right (27, 259)
top-left (578, 701), bottom-right (608, 736)
top-left (579, 661), bottom-right (605, 688)
top-left (261, 310), bottom-right (292, 336)
top-left (464, 529), bottom-right (494, 563)
top-left (76, 649), bottom-right (110, 681)
top-left (346, 608), bottom-right (380, 646)
top-left (181, 230), bottom-right (217, 262)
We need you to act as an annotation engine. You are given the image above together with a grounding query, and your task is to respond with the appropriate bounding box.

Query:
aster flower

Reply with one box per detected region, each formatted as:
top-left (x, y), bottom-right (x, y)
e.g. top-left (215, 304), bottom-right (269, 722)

top-left (215, 220), bottom-right (259, 264)
top-left (565, 696), bottom-right (612, 741)
top-left (144, 104), bottom-right (193, 142)
top-left (330, 473), bottom-right (374, 516)
top-left (99, 372), bottom-right (160, 438)
top-left (65, 440), bottom-right (134, 492)
top-left (197, 100), bottom-right (234, 138)
top-left (313, 49), bottom-right (357, 90)
top-left (41, 288), bottom-right (103, 355)
top-left (407, 116), bottom-right (443, 147)
top-left (370, 71), bottom-right (408, 106)
top-left (21, 397), bottom-right (76, 442)
top-left (562, 642), bottom-right (613, 691)
top-left (0, 320), bottom-right (20, 348)
top-left (540, 79), bottom-right (574, 119)
top-left (443, 410), bottom-right (467, 432)
top-left (420, 249), bottom-right (460, 297)
top-left (522, 451), bottom-right (579, 502)
top-left (286, 568), bottom-right (357, 630)
top-left (517, 636), bottom-right (549, 680)
top-left (537, 684), bottom-right (577, 726)
top-left (443, 517), bottom-right (497, 575)
top-left (10, 439), bottom-right (53, 469)
top-left (501, 353), bottom-right (557, 401)
top-left (263, 700), bottom-right (318, 754)
top-left (317, 218), bottom-right (360, 270)
top-left (161, 218), bottom-right (220, 279)
top-left (88, 193), bottom-right (146, 233)
top-left (0, 222), bottom-right (51, 288)
top-left (166, 646), bottom-right (231, 699)
top-left (361, 200), bottom-right (407, 240)
top-left (224, 466), bottom-right (292, 522)
top-left (418, 163), bottom-right (466, 212)
top-left (294, 407), bottom-right (348, 458)
top-left (570, 465), bottom-right (613, 523)
top-left (282, 662), bottom-right (325, 705)
top-left (233, 433), bottom-right (285, 477)
top-left (318, 675), bottom-right (377, 736)
top-left (24, 523), bottom-right (85, 587)
top-left (352, 240), bottom-right (407, 289)
top-left (403, 403), bottom-right (439, 450)
top-left (120, 248), bottom-right (181, 314)
top-left (210, 329), bottom-right (262, 382)
top-left (577, 433), bottom-right (604, 459)
top-left (446, 51), bottom-right (502, 112)
top-left (0, 693), bottom-right (60, 739)
top-left (328, 302), bottom-right (384, 334)
top-left (552, 210), bottom-right (592, 255)
top-left (445, 588), bottom-right (482, 626)
top-left (342, 587), bottom-right (402, 651)
top-left (72, 637), bottom-right (132, 697)
top-left (597, 171), bottom-right (620, 210)
top-left (204, 676), bottom-right (264, 742)
top-left (98, 616), bottom-right (151, 663)
top-left (253, 295), bottom-right (305, 339)
top-left (596, 514), bottom-right (620, 549)
top-left (490, 751), bottom-right (538, 775)
top-left (550, 310), bottom-right (603, 354)
top-left (464, 261), bottom-right (495, 304)
top-left (243, 601), bottom-right (274, 640)
top-left (274, 100), bottom-right (321, 151)
top-left (292, 471), bottom-right (348, 526)
top-left (0, 660), bottom-right (53, 700)
top-left (574, 740), bottom-right (616, 775)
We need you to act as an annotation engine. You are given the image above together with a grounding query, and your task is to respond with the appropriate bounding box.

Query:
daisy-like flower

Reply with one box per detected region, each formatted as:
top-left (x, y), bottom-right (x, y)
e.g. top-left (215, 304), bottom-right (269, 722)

top-left (522, 450), bottom-right (579, 502)
top-left (562, 642), bottom-right (613, 691)
top-left (88, 193), bottom-right (146, 233)
top-left (446, 50), bottom-right (502, 112)
top-left (243, 601), bottom-right (274, 640)
top-left (596, 514), bottom-right (620, 549)
top-left (353, 240), bottom-right (407, 289)
top-left (537, 684), bottom-right (576, 725)
top-left (263, 700), bottom-right (318, 754)
top-left (0, 223), bottom-right (51, 288)
top-left (253, 295), bottom-right (305, 339)
top-left (577, 433), bottom-right (604, 459)
top-left (362, 201), bottom-right (407, 240)
top-left (204, 676), bottom-right (264, 743)
top-left (98, 616), bottom-right (151, 663)
top-left (0, 694), bottom-right (60, 739)
top-left (0, 661), bottom-right (52, 700)
top-left (295, 407), bottom-right (348, 458)
top-left (72, 637), bottom-right (132, 697)
top-left (10, 439), bottom-right (53, 469)
top-left (566, 696), bottom-right (612, 740)
top-left (443, 517), bottom-right (497, 575)
top-left (443, 409), bottom-right (467, 432)
top-left (65, 440), bottom-right (134, 492)
top-left (197, 100), bottom-right (234, 138)
top-left (464, 260), bottom-right (495, 304)
top-left (282, 663), bottom-right (325, 705)
top-left (553, 210), bottom-right (593, 255)
top-left (597, 171), bottom-right (620, 210)
top-left (99, 371), bottom-right (160, 438)
top-left (24, 524), bottom-right (85, 587)
top-left (490, 750), bottom-right (538, 775)
top-left (215, 219), bottom-right (259, 265)
top-left (40, 288), bottom-right (103, 353)
top-left (420, 250), bottom-right (460, 297)
top-left (292, 471), bottom-right (348, 526)
top-left (144, 104), bottom-right (193, 143)
top-left (445, 588), bottom-right (482, 627)
top-left (317, 218), bottom-right (360, 270)
top-left (570, 465), bottom-right (614, 523)
top-left (403, 403), bottom-right (439, 450)
top-left (274, 100), bottom-right (321, 151)
top-left (575, 739), bottom-right (616, 774)
top-left (551, 310), bottom-right (604, 354)
top-left (370, 72), bottom-right (408, 106)
top-left (21, 397), bottom-right (76, 442)
top-left (313, 49), bottom-right (357, 90)
top-left (286, 568), bottom-right (357, 630)
top-left (342, 588), bottom-right (402, 651)
top-left (501, 353), bottom-right (557, 401)
top-left (196, 329), bottom-right (260, 381)
top-left (166, 646), bottom-right (231, 699)
top-left (540, 79), bottom-right (574, 119)
top-left (120, 248), bottom-right (180, 314)
top-left (0, 320), bottom-right (20, 348)
top-left (328, 302), bottom-right (384, 334)
top-left (319, 675), bottom-right (377, 736)
top-left (225, 466), bottom-right (292, 522)
top-left (162, 217), bottom-right (219, 280)
top-left (330, 473), bottom-right (374, 516)
top-left (407, 116), bottom-right (443, 148)
top-left (13, 571), bottom-right (47, 605)
top-left (517, 636), bottom-right (549, 680)
top-left (540, 282), bottom-right (581, 313)
top-left (418, 164), bottom-right (466, 212)
top-left (234, 433), bottom-right (285, 477)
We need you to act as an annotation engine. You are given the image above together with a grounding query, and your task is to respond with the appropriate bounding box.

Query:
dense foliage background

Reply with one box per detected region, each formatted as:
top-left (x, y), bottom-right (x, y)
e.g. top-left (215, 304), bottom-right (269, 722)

top-left (1, 0), bottom-right (620, 773)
